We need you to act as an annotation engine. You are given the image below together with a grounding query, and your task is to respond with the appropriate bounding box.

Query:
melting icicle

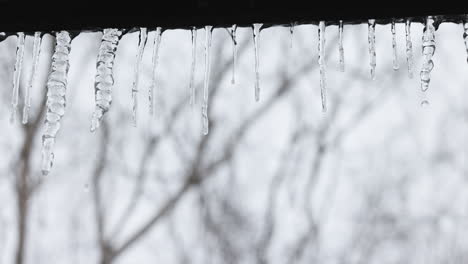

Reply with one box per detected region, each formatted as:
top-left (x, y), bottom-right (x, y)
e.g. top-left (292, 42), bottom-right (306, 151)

top-left (253, 23), bottom-right (263, 101)
top-left (22, 32), bottom-right (42, 124)
top-left (420, 16), bottom-right (436, 93)
top-left (90, 28), bottom-right (122, 132)
top-left (202, 26), bottom-right (213, 135)
top-left (405, 20), bottom-right (414, 78)
top-left (368, 19), bottom-right (376, 80)
top-left (41, 31), bottom-right (72, 176)
top-left (231, 24), bottom-right (237, 85)
top-left (318, 21), bottom-right (327, 112)
top-left (463, 16), bottom-right (468, 63)
top-left (339, 20), bottom-right (345, 72)
top-left (149, 27), bottom-right (162, 116)
top-left (391, 20), bottom-right (399, 70)
top-left (189, 27), bottom-right (197, 105)
top-left (131, 27), bottom-right (148, 127)
top-left (11, 32), bottom-right (26, 123)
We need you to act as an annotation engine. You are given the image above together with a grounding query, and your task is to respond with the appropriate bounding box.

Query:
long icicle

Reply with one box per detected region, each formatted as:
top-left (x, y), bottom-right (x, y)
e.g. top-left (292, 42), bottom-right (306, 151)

top-left (318, 21), bottom-right (327, 112)
top-left (339, 20), bottom-right (345, 72)
top-left (189, 27), bottom-right (197, 105)
top-left (368, 19), bottom-right (376, 80)
top-left (131, 27), bottom-right (148, 127)
top-left (405, 19), bottom-right (414, 78)
top-left (391, 20), bottom-right (399, 70)
top-left (90, 28), bottom-right (122, 132)
top-left (253, 23), bottom-right (263, 101)
top-left (11, 32), bottom-right (26, 123)
top-left (231, 24), bottom-right (237, 85)
top-left (149, 27), bottom-right (162, 116)
top-left (202, 26), bottom-right (213, 135)
top-left (22, 31), bottom-right (42, 124)
top-left (41, 31), bottom-right (72, 176)
top-left (420, 16), bottom-right (436, 99)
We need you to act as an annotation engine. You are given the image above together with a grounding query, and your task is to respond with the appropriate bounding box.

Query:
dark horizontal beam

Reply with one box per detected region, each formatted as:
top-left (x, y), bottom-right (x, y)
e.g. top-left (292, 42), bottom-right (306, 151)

top-left (1, 1), bottom-right (468, 35)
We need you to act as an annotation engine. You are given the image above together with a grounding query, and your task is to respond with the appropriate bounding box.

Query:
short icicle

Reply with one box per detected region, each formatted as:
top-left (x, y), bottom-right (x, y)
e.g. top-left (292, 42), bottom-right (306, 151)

top-left (368, 19), bottom-right (376, 80)
top-left (339, 20), bottom-right (345, 72)
top-left (231, 24), bottom-right (237, 85)
top-left (131, 27), bottom-right (148, 127)
top-left (420, 16), bottom-right (436, 99)
top-left (405, 19), bottom-right (414, 78)
top-left (189, 27), bottom-right (197, 105)
top-left (462, 15), bottom-right (468, 63)
top-left (11, 32), bottom-right (26, 123)
top-left (391, 20), bottom-right (399, 70)
top-left (41, 31), bottom-right (72, 176)
top-left (149, 27), bottom-right (162, 116)
top-left (22, 31), bottom-right (42, 124)
top-left (253, 23), bottom-right (263, 101)
top-left (202, 26), bottom-right (213, 135)
top-left (289, 22), bottom-right (296, 49)
top-left (90, 28), bottom-right (122, 132)
top-left (318, 21), bottom-right (327, 112)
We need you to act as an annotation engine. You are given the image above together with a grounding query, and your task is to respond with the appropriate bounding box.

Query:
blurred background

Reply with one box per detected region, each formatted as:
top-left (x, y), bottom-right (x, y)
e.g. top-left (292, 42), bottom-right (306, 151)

top-left (0, 22), bottom-right (467, 264)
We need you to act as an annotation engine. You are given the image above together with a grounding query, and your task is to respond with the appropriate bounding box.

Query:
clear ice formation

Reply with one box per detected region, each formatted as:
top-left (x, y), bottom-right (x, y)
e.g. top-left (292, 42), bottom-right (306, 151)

top-left (11, 32), bottom-right (25, 123)
top-left (368, 19), bottom-right (376, 80)
top-left (202, 26), bottom-right (213, 135)
top-left (41, 31), bottom-right (72, 176)
top-left (90, 28), bottom-right (122, 132)
top-left (231, 24), bottom-right (237, 85)
top-left (318, 21), bottom-right (327, 112)
top-left (253, 23), bottom-right (263, 101)
top-left (149, 27), bottom-right (162, 116)
top-left (339, 20), bottom-right (345, 72)
top-left (405, 20), bottom-right (414, 78)
top-left (391, 20), bottom-right (399, 70)
top-left (420, 16), bottom-right (436, 93)
top-left (23, 32), bottom-right (42, 124)
top-left (463, 16), bottom-right (468, 63)
top-left (189, 27), bottom-right (197, 105)
top-left (131, 27), bottom-right (148, 127)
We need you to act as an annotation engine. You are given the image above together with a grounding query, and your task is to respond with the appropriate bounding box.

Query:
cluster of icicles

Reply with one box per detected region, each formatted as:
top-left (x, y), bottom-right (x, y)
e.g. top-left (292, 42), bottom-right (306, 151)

top-left (6, 16), bottom-right (451, 175)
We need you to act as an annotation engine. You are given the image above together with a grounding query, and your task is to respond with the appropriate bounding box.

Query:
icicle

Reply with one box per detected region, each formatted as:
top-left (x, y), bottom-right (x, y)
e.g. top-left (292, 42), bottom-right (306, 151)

top-left (131, 27), bottom-right (148, 127)
top-left (405, 20), bottom-right (414, 78)
top-left (22, 32), bottom-right (42, 124)
top-left (189, 27), bottom-right (197, 105)
top-left (289, 22), bottom-right (295, 49)
top-left (253, 23), bottom-right (263, 101)
top-left (41, 31), bottom-right (72, 176)
top-left (90, 28), bottom-right (122, 132)
top-left (420, 16), bottom-right (436, 93)
top-left (149, 27), bottom-right (162, 116)
top-left (391, 20), bottom-right (399, 70)
top-left (368, 19), bottom-right (376, 80)
top-left (318, 21), bottom-right (327, 112)
top-left (202, 26), bottom-right (213, 135)
top-left (339, 20), bottom-right (345, 72)
top-left (231, 24), bottom-right (237, 85)
top-left (463, 15), bottom-right (468, 63)
top-left (10, 32), bottom-right (26, 123)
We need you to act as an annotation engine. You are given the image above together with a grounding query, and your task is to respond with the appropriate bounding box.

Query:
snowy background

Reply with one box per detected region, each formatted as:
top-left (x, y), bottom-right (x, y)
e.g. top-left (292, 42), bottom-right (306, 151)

top-left (0, 22), bottom-right (467, 264)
